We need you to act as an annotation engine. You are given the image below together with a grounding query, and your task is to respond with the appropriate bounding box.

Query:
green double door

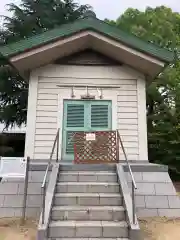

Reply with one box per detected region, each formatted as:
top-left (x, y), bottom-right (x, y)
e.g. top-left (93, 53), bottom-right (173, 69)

top-left (62, 100), bottom-right (112, 161)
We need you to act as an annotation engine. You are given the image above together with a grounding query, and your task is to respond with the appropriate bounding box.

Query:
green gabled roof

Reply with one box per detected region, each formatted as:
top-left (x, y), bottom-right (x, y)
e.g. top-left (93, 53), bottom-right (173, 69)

top-left (0, 17), bottom-right (174, 62)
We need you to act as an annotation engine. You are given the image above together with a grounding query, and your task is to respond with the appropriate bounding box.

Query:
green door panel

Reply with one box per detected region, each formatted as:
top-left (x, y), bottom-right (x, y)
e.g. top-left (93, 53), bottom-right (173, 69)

top-left (62, 101), bottom-right (87, 161)
top-left (66, 104), bottom-right (85, 127)
top-left (90, 101), bottom-right (112, 130)
top-left (62, 100), bottom-right (112, 161)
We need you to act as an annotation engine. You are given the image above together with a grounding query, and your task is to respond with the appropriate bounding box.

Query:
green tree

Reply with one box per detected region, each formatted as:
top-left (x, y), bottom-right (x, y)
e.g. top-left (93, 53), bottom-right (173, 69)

top-left (106, 6), bottom-right (180, 172)
top-left (0, 0), bottom-right (92, 128)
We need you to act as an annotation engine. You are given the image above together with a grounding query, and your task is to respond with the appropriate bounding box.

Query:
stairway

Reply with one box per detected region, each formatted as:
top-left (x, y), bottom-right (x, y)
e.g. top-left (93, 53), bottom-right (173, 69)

top-left (47, 167), bottom-right (130, 240)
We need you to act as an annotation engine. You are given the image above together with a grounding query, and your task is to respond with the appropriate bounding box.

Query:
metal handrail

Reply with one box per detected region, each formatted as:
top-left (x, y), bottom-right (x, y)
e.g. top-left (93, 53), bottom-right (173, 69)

top-left (117, 130), bottom-right (137, 224)
top-left (41, 128), bottom-right (60, 224)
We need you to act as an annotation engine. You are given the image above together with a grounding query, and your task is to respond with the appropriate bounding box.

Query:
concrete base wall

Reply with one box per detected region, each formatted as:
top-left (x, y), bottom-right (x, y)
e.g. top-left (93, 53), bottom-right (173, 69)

top-left (0, 162), bottom-right (50, 218)
top-left (0, 162), bottom-right (180, 219)
top-left (124, 163), bottom-right (180, 218)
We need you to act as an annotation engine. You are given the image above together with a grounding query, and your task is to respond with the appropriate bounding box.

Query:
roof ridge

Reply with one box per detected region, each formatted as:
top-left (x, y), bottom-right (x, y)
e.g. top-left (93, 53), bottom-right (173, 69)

top-left (0, 17), bottom-right (174, 62)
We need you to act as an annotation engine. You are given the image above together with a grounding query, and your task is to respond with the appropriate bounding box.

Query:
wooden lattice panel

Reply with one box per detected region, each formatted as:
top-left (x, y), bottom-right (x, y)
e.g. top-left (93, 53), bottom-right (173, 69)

top-left (74, 131), bottom-right (119, 164)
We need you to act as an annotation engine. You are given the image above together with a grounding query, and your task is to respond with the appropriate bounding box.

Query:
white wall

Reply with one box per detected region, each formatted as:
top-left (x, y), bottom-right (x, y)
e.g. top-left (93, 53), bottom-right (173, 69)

top-left (25, 64), bottom-right (148, 161)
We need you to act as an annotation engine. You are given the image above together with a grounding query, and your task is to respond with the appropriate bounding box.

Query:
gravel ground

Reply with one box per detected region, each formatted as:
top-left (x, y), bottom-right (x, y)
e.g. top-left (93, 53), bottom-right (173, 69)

top-left (0, 218), bottom-right (37, 240)
top-left (139, 217), bottom-right (180, 240)
top-left (0, 217), bottom-right (180, 240)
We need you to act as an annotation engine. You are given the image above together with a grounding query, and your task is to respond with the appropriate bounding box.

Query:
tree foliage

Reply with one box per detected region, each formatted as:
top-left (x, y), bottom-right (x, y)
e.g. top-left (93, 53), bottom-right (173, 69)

top-left (106, 6), bottom-right (180, 172)
top-left (0, 0), bottom-right (92, 128)
top-left (1, 3), bottom-right (180, 174)
top-left (0, 0), bottom-right (91, 44)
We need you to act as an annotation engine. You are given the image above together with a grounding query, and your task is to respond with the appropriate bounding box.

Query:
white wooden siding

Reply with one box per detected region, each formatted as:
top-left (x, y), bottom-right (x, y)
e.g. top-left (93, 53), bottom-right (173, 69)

top-left (36, 123), bottom-right (57, 129)
top-left (25, 64), bottom-right (148, 161)
top-left (36, 117), bottom-right (57, 123)
top-left (118, 107), bottom-right (137, 113)
top-left (35, 135), bottom-right (56, 141)
top-left (36, 111), bottom-right (57, 117)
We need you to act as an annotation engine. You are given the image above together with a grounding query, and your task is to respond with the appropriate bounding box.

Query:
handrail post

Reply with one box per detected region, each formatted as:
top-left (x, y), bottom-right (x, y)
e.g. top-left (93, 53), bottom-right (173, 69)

top-left (56, 129), bottom-right (59, 162)
top-left (41, 182), bottom-right (46, 224)
top-left (116, 130), bottom-right (119, 162)
top-left (21, 156), bottom-right (30, 225)
top-left (132, 181), bottom-right (136, 224)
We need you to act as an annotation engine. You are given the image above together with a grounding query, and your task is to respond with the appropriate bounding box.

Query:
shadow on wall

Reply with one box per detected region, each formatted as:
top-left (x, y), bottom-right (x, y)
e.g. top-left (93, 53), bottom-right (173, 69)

top-left (0, 133), bottom-right (25, 157)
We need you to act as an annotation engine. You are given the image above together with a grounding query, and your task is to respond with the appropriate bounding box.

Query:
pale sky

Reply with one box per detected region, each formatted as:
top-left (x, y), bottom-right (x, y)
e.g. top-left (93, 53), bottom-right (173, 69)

top-left (0, 0), bottom-right (179, 22)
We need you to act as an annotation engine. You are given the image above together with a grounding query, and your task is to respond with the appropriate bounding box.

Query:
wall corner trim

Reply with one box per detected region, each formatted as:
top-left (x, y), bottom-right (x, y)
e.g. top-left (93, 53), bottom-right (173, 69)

top-left (25, 71), bottom-right (39, 158)
top-left (137, 77), bottom-right (148, 161)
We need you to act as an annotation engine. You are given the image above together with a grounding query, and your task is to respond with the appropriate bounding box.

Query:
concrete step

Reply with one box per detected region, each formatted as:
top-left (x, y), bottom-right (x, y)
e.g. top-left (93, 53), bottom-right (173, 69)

top-left (54, 193), bottom-right (123, 206)
top-left (51, 205), bottom-right (125, 221)
top-left (58, 164), bottom-right (116, 172)
top-left (56, 182), bottom-right (120, 193)
top-left (48, 220), bottom-right (128, 238)
top-left (48, 238), bottom-right (129, 240)
top-left (58, 171), bottom-right (117, 182)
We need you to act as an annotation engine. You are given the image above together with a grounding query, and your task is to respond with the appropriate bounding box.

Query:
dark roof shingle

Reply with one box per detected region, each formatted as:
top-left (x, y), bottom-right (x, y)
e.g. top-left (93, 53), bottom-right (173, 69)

top-left (0, 17), bottom-right (174, 62)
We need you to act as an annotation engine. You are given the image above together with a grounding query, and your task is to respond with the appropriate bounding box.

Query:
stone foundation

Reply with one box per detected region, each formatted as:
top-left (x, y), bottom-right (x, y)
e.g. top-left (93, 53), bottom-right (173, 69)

top-left (0, 162), bottom-right (180, 219)
top-left (0, 162), bottom-right (50, 218)
top-left (124, 163), bottom-right (180, 218)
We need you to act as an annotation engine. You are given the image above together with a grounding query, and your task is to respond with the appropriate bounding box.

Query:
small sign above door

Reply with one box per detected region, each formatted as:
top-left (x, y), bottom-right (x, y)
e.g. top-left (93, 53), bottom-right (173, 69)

top-left (86, 133), bottom-right (96, 141)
